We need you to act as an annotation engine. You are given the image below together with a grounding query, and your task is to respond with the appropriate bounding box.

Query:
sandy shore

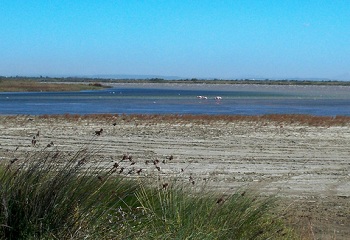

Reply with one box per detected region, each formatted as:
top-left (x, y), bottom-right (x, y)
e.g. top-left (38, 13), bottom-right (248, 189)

top-left (0, 115), bottom-right (349, 239)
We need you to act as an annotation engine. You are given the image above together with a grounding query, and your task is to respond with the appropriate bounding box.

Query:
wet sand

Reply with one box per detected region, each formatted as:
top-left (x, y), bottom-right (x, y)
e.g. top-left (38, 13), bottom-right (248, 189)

top-left (0, 115), bottom-right (349, 239)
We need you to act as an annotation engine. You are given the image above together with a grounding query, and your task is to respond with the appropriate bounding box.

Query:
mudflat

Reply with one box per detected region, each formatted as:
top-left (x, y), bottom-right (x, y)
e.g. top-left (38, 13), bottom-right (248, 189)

top-left (1, 114), bottom-right (349, 239)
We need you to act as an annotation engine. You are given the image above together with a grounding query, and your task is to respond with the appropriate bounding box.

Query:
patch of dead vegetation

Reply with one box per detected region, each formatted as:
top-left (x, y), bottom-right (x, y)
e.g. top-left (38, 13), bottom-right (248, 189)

top-left (0, 80), bottom-right (107, 92)
top-left (33, 113), bottom-right (350, 127)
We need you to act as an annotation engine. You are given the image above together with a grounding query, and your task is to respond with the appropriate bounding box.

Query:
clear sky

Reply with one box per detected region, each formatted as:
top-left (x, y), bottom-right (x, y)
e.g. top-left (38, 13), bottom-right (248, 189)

top-left (1, 1), bottom-right (349, 80)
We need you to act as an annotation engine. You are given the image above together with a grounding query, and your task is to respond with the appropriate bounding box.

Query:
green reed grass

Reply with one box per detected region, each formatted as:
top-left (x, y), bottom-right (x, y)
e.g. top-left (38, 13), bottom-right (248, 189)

top-left (131, 180), bottom-right (296, 239)
top-left (134, 182), bottom-right (297, 240)
top-left (0, 146), bottom-right (298, 239)
top-left (0, 148), bottom-right (139, 239)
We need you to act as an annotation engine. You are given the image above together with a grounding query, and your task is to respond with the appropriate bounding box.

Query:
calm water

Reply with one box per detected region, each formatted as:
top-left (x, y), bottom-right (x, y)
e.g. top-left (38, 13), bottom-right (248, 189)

top-left (1, 83), bottom-right (350, 116)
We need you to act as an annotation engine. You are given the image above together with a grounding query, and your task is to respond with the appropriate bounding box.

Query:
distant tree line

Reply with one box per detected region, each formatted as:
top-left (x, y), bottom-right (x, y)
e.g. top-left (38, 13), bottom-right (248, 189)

top-left (1, 76), bottom-right (350, 86)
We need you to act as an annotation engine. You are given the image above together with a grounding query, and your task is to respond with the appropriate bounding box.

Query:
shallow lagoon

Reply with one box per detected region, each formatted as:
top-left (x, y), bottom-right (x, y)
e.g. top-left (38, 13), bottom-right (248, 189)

top-left (1, 83), bottom-right (350, 116)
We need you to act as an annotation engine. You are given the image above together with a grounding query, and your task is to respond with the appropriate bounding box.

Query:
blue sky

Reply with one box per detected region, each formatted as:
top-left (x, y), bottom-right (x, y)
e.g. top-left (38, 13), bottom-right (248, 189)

top-left (1, 1), bottom-right (349, 80)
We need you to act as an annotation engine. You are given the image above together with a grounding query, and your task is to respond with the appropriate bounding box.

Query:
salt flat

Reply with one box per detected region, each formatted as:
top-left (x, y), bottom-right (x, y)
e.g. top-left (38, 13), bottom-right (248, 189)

top-left (0, 115), bottom-right (349, 239)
